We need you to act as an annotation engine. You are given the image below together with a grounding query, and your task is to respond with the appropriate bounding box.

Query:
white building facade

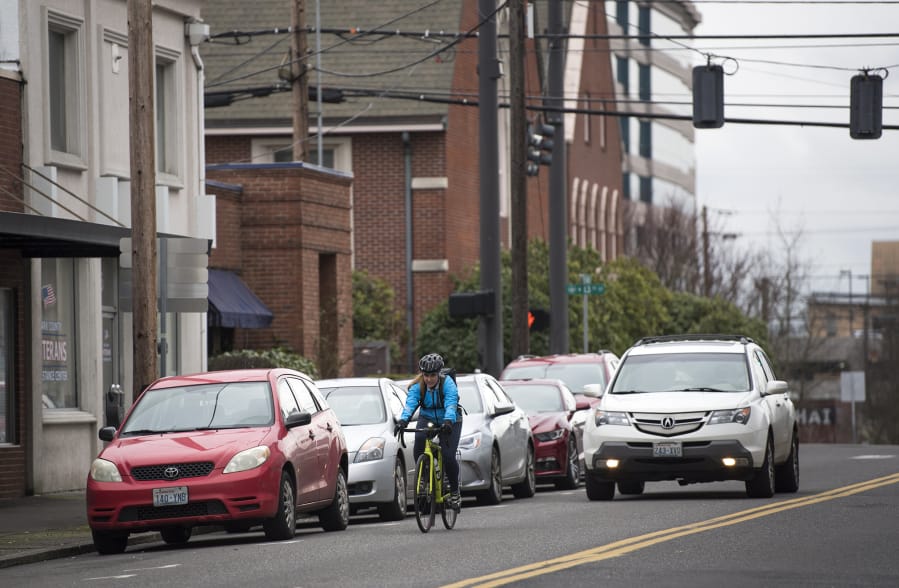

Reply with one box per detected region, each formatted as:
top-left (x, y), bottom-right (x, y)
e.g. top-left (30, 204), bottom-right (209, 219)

top-left (606, 0), bottom-right (700, 211)
top-left (0, 0), bottom-right (213, 497)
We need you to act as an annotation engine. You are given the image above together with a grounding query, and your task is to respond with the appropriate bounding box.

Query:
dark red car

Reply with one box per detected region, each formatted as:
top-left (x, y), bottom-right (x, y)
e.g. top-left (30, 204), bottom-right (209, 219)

top-left (500, 378), bottom-right (587, 490)
top-left (86, 368), bottom-right (349, 554)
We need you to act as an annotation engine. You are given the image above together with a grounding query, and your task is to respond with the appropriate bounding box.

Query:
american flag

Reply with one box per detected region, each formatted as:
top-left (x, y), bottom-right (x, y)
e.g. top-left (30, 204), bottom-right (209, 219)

top-left (41, 284), bottom-right (57, 307)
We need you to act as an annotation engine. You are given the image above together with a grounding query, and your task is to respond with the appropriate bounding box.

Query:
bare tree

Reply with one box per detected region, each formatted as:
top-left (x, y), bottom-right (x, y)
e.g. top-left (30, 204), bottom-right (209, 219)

top-left (620, 196), bottom-right (755, 307)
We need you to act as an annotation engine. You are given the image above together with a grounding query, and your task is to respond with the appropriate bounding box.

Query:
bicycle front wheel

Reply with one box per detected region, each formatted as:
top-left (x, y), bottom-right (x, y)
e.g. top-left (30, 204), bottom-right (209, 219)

top-left (441, 474), bottom-right (458, 530)
top-left (414, 454), bottom-right (436, 533)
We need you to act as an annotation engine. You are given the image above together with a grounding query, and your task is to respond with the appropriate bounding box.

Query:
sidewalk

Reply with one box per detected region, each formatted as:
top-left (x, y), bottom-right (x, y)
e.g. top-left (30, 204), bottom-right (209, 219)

top-left (0, 491), bottom-right (221, 569)
top-left (0, 491), bottom-right (97, 568)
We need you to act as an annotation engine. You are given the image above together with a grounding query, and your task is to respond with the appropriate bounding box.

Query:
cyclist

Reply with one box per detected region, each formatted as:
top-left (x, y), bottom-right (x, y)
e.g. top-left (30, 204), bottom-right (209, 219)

top-left (394, 353), bottom-right (463, 511)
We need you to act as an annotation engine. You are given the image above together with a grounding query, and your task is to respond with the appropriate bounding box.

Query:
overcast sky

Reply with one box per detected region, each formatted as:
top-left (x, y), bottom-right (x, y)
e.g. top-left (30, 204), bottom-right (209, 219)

top-left (691, 0), bottom-right (899, 297)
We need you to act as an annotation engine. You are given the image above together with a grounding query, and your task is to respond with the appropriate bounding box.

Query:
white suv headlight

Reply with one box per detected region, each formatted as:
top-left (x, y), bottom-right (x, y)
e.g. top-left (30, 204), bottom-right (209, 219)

top-left (595, 410), bottom-right (630, 427)
top-left (709, 407), bottom-right (751, 425)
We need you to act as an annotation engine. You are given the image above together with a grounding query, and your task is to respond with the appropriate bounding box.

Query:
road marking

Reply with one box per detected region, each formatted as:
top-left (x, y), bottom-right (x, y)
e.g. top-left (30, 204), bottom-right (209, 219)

top-left (84, 574), bottom-right (137, 580)
top-left (443, 472), bottom-right (899, 588)
top-left (122, 564), bottom-right (180, 572)
top-left (852, 455), bottom-right (896, 460)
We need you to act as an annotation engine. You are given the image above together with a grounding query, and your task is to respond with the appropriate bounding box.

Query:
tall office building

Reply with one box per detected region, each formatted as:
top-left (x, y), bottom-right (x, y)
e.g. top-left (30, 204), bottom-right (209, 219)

top-left (607, 1), bottom-right (700, 213)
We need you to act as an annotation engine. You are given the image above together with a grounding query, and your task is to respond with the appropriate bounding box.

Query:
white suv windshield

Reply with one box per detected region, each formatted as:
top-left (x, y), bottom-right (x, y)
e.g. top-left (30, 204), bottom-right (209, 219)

top-left (611, 353), bottom-right (750, 393)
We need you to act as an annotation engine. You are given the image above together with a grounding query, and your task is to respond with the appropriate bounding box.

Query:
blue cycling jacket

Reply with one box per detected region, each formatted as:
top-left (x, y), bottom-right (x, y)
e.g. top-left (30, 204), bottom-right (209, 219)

top-left (401, 376), bottom-right (459, 424)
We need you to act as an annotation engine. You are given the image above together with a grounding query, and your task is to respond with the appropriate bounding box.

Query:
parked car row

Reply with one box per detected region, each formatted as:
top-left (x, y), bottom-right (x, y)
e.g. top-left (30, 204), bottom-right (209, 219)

top-left (85, 334), bottom-right (799, 554)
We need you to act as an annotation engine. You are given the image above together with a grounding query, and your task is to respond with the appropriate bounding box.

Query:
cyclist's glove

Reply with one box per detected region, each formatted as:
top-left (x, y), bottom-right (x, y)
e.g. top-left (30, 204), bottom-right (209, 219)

top-left (440, 420), bottom-right (453, 437)
top-left (394, 419), bottom-right (408, 437)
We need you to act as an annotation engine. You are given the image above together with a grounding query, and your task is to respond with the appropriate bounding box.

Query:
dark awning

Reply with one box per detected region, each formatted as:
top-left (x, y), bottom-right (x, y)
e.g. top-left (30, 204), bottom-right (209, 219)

top-left (0, 211), bottom-right (131, 258)
top-left (207, 269), bottom-right (273, 329)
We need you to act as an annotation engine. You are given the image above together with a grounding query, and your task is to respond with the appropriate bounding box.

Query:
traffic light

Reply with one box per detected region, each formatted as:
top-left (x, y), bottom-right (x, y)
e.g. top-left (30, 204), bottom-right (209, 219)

top-left (448, 290), bottom-right (495, 318)
top-left (528, 308), bottom-right (549, 331)
top-left (850, 72), bottom-right (883, 140)
top-left (692, 64), bottom-right (724, 129)
top-left (526, 122), bottom-right (554, 176)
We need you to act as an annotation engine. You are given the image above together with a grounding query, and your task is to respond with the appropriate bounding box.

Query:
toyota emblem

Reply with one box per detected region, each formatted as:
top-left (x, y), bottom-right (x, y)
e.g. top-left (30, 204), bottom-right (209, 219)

top-left (163, 466), bottom-right (180, 480)
top-left (661, 417), bottom-right (675, 429)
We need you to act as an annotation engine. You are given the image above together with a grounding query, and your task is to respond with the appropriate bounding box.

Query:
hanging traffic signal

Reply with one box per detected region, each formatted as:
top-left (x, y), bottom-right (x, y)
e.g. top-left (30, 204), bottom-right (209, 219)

top-left (850, 72), bottom-right (883, 140)
top-left (692, 64), bottom-right (724, 129)
top-left (526, 123), bottom-right (554, 176)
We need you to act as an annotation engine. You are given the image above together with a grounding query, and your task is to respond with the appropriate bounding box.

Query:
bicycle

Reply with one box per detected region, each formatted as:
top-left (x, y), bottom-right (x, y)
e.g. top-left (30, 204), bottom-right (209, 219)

top-left (400, 422), bottom-right (458, 533)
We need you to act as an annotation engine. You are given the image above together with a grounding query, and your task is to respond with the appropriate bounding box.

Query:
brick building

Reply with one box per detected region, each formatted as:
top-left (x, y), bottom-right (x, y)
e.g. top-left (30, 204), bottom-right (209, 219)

top-left (201, 0), bottom-right (624, 373)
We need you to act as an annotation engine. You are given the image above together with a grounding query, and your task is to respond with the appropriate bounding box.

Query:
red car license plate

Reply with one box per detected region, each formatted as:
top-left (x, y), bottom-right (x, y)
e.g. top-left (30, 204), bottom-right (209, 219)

top-left (153, 486), bottom-right (188, 507)
top-left (652, 442), bottom-right (682, 458)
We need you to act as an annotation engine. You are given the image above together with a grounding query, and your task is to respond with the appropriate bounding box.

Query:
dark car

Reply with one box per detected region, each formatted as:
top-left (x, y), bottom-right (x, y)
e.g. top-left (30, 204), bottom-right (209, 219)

top-left (86, 368), bottom-right (349, 554)
top-left (500, 352), bottom-right (620, 458)
top-left (500, 378), bottom-right (586, 489)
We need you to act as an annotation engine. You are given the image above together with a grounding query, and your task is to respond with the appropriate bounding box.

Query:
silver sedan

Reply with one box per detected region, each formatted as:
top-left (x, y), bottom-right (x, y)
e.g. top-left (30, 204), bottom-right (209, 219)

top-left (317, 377), bottom-right (415, 521)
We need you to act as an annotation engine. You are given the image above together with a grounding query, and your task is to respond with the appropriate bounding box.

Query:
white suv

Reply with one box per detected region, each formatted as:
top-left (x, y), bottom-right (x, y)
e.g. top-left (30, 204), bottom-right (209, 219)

top-left (582, 334), bottom-right (799, 500)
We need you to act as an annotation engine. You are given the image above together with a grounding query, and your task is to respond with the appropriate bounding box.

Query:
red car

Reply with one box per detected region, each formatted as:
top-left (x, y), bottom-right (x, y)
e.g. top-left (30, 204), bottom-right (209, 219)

top-left (86, 368), bottom-right (349, 555)
top-left (500, 379), bottom-right (587, 490)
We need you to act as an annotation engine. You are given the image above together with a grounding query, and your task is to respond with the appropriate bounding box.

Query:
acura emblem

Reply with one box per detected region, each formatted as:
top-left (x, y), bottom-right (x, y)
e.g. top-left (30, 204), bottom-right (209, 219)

top-left (661, 417), bottom-right (675, 429)
top-left (163, 466), bottom-right (180, 480)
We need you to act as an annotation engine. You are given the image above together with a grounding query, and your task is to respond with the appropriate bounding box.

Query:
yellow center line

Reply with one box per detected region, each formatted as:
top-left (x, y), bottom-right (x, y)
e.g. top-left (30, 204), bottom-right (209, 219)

top-left (443, 473), bottom-right (899, 588)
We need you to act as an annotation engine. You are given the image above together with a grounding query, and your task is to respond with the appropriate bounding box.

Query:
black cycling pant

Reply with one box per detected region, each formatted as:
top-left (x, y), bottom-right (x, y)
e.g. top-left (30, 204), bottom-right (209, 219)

top-left (413, 416), bottom-right (462, 492)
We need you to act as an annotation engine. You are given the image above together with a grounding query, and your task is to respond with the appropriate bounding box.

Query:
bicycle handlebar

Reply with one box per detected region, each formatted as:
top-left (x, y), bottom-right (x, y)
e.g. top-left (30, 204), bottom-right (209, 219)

top-left (396, 423), bottom-right (440, 448)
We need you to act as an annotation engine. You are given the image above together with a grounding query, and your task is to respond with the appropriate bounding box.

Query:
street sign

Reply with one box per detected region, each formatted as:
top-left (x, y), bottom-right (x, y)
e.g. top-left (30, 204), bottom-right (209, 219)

top-left (566, 283), bottom-right (605, 295)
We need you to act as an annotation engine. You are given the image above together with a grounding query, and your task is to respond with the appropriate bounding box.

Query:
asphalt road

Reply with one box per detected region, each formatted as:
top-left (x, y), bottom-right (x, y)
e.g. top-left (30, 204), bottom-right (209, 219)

top-left (1, 443), bottom-right (897, 588)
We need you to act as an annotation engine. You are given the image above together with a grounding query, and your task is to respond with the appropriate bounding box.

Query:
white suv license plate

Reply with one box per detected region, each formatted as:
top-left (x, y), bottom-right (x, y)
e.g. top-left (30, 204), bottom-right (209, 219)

top-left (153, 486), bottom-right (188, 507)
top-left (652, 441), bottom-right (682, 458)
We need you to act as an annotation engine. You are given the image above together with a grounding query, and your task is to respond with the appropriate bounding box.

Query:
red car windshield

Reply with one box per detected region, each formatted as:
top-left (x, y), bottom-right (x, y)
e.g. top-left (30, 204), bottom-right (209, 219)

top-left (121, 382), bottom-right (274, 435)
top-left (502, 384), bottom-right (565, 415)
top-left (503, 363), bottom-right (607, 393)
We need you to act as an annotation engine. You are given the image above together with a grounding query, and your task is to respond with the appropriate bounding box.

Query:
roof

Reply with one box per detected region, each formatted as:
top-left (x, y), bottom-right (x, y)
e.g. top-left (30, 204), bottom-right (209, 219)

top-left (200, 0), bottom-right (466, 129)
top-left (505, 352), bottom-right (618, 367)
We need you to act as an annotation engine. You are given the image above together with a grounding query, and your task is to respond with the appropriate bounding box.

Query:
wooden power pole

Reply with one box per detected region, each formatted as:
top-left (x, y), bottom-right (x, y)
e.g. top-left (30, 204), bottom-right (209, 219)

top-left (127, 0), bottom-right (159, 400)
top-left (509, 0), bottom-right (529, 357)
top-left (291, 0), bottom-right (309, 161)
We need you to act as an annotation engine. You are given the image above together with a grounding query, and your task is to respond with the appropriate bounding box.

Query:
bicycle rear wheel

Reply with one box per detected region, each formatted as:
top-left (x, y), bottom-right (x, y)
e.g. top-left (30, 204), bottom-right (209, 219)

top-left (414, 455), bottom-right (436, 533)
top-left (441, 474), bottom-right (458, 530)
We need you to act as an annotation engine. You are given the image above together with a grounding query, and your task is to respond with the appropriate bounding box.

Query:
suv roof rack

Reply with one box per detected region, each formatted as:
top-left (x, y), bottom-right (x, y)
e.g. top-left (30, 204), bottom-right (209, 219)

top-left (634, 334), bottom-right (754, 346)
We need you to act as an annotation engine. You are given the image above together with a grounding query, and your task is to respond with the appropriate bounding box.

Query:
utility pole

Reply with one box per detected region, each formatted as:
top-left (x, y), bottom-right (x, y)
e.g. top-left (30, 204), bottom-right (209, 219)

top-left (509, 0), bottom-right (528, 358)
top-left (291, 0), bottom-right (309, 161)
top-left (548, 0), bottom-right (568, 354)
top-left (702, 204), bottom-right (711, 298)
top-left (478, 0), bottom-right (502, 375)
top-left (128, 0), bottom-right (158, 401)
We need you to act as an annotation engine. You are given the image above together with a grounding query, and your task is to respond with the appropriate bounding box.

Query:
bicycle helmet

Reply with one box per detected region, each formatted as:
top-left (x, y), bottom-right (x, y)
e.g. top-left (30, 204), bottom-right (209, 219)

top-left (419, 353), bottom-right (444, 373)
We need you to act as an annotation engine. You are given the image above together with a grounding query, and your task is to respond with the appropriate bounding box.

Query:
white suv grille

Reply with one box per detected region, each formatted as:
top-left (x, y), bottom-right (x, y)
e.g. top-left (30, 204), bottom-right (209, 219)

top-left (631, 411), bottom-right (707, 437)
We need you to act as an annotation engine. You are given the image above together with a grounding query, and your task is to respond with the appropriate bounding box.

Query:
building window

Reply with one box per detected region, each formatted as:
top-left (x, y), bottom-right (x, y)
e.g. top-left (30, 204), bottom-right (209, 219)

top-left (616, 56), bottom-right (629, 93)
top-left (0, 288), bottom-right (13, 444)
top-left (638, 5), bottom-right (651, 46)
top-left (639, 120), bottom-right (652, 158)
top-left (639, 175), bottom-right (652, 204)
top-left (826, 314), bottom-right (837, 337)
top-left (41, 259), bottom-right (78, 409)
top-left (583, 93), bottom-right (591, 144)
top-left (46, 11), bottom-right (84, 163)
top-left (155, 51), bottom-right (181, 180)
top-left (639, 63), bottom-right (651, 101)
top-left (599, 101), bottom-right (607, 150)
top-left (615, 0), bottom-right (628, 27)
top-left (250, 137), bottom-right (351, 172)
